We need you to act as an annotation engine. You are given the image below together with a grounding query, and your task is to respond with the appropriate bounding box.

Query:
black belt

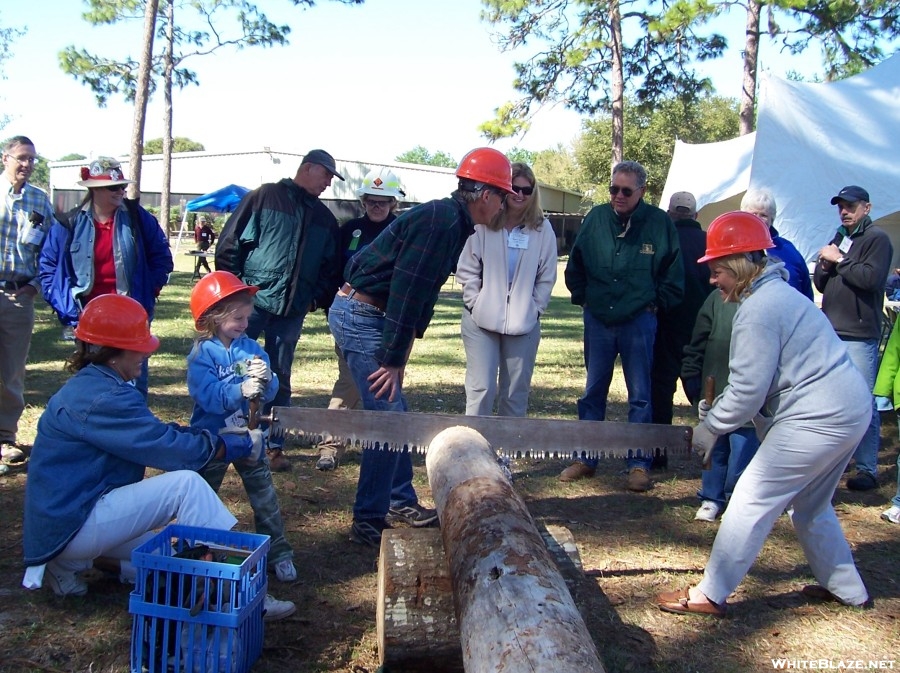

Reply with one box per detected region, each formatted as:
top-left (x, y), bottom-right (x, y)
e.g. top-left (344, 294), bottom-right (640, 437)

top-left (0, 280), bottom-right (29, 291)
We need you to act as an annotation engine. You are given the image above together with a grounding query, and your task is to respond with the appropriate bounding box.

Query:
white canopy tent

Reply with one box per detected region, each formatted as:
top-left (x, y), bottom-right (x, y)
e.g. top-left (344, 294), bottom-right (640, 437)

top-left (661, 53), bottom-right (900, 264)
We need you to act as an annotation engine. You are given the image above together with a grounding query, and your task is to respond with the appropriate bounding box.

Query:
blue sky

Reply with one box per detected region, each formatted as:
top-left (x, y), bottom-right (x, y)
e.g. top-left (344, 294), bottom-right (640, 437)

top-left (1, 0), bottom-right (823, 164)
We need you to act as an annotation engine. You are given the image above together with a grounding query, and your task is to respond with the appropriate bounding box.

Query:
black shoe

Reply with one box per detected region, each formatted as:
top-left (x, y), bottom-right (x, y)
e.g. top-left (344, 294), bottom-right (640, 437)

top-left (846, 471), bottom-right (878, 491)
top-left (350, 519), bottom-right (391, 548)
top-left (388, 503), bottom-right (439, 528)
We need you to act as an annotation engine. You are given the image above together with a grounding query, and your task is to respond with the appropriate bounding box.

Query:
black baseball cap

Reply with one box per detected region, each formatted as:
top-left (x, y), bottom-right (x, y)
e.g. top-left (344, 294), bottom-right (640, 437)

top-left (301, 149), bottom-right (345, 181)
top-left (830, 185), bottom-right (869, 205)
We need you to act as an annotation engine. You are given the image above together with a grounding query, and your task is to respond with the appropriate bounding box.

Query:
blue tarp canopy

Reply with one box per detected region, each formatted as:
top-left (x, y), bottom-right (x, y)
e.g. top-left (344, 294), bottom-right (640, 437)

top-left (185, 184), bottom-right (250, 213)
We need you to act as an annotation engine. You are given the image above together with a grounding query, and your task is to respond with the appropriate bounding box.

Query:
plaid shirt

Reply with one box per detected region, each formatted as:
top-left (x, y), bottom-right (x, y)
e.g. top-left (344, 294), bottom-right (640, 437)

top-left (345, 195), bottom-right (475, 366)
top-left (1, 174), bottom-right (57, 284)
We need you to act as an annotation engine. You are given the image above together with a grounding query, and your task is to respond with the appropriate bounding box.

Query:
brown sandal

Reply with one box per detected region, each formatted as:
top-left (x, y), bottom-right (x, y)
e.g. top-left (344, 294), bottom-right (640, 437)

top-left (656, 587), bottom-right (726, 618)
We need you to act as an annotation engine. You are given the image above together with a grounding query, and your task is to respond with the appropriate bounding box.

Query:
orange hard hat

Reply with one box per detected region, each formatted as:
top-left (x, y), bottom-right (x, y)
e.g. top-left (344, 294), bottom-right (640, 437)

top-left (74, 295), bottom-right (160, 353)
top-left (455, 147), bottom-right (514, 194)
top-left (190, 270), bottom-right (259, 329)
top-left (698, 211), bottom-right (775, 263)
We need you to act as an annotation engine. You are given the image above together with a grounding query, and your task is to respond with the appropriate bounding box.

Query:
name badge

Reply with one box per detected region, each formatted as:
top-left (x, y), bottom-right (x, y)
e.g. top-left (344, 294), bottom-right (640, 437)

top-left (508, 229), bottom-right (529, 250)
top-left (838, 237), bottom-right (853, 254)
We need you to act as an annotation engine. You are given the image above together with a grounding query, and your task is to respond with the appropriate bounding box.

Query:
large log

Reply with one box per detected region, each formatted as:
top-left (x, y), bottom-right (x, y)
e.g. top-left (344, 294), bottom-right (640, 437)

top-left (426, 426), bottom-right (606, 673)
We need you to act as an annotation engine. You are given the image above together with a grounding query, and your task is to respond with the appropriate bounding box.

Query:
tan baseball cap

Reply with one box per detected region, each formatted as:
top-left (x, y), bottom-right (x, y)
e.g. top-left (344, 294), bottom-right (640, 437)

top-left (668, 191), bottom-right (697, 213)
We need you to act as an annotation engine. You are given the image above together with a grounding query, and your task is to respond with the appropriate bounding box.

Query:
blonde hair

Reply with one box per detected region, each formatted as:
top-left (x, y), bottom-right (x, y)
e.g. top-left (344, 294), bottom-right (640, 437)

top-left (493, 162), bottom-right (545, 232)
top-left (714, 253), bottom-right (767, 302)
top-left (194, 291), bottom-right (255, 342)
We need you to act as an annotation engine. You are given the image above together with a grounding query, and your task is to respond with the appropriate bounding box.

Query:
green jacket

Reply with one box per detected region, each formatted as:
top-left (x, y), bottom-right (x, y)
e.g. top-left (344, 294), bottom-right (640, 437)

top-left (681, 290), bottom-right (737, 396)
top-left (874, 317), bottom-right (900, 408)
top-left (565, 200), bottom-right (683, 325)
top-left (216, 178), bottom-right (340, 317)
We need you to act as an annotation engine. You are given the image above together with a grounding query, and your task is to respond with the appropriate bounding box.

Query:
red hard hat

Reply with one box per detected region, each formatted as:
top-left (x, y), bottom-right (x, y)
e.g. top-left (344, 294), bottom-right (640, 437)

top-left (74, 295), bottom-right (160, 353)
top-left (455, 147), bottom-right (514, 194)
top-left (698, 211), bottom-right (775, 263)
top-left (190, 270), bottom-right (259, 329)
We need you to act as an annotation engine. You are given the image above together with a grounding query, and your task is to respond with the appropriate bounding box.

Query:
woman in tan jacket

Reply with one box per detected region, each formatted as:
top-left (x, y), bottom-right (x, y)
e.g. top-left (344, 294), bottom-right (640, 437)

top-left (456, 163), bottom-right (558, 417)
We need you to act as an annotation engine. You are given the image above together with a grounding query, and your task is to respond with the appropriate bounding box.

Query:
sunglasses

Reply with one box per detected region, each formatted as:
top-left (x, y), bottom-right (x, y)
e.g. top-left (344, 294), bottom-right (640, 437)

top-left (103, 184), bottom-right (127, 192)
top-left (608, 185), bottom-right (637, 197)
top-left (364, 199), bottom-right (392, 207)
top-left (511, 185), bottom-right (534, 196)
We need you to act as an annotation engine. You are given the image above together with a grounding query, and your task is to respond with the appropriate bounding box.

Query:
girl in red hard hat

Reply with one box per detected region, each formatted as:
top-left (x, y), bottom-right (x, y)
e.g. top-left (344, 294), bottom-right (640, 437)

top-left (187, 271), bottom-right (296, 619)
top-left (23, 295), bottom-right (258, 597)
top-left (656, 211), bottom-right (871, 617)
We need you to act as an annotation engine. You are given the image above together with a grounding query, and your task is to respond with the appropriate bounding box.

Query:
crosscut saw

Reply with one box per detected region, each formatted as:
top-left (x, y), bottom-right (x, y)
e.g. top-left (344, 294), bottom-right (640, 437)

top-left (264, 407), bottom-right (692, 461)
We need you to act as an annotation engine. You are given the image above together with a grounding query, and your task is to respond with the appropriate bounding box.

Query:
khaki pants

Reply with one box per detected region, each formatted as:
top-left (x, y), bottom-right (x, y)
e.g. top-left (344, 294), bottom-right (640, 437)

top-left (0, 288), bottom-right (34, 443)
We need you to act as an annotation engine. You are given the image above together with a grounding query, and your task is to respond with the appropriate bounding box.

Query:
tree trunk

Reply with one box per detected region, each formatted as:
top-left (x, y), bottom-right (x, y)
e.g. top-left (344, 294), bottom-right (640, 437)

top-left (425, 426), bottom-right (606, 673)
top-left (609, 0), bottom-right (624, 169)
top-left (160, 0), bottom-right (174, 235)
top-left (128, 0), bottom-right (159, 201)
top-left (740, 0), bottom-right (761, 135)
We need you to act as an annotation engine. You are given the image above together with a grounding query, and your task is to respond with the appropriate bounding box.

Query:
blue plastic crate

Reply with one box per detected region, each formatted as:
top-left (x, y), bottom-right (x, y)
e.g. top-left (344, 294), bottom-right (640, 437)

top-left (129, 525), bottom-right (269, 673)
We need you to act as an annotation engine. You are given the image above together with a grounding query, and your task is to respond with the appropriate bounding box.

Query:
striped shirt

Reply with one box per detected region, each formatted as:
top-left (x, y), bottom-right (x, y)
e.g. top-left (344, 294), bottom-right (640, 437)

top-left (1, 175), bottom-right (57, 284)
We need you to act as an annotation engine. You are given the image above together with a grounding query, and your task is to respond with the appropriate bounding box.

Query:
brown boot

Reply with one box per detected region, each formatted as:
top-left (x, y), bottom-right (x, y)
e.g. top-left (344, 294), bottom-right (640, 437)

top-left (626, 466), bottom-right (651, 492)
top-left (559, 462), bottom-right (596, 482)
top-left (315, 439), bottom-right (345, 471)
top-left (266, 448), bottom-right (292, 472)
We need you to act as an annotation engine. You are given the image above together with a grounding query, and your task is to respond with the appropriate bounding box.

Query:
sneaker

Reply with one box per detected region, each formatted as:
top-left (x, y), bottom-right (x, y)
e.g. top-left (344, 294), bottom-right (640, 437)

top-left (846, 471), bottom-right (878, 491)
top-left (315, 439), bottom-right (345, 471)
top-left (388, 503), bottom-right (439, 528)
top-left (881, 505), bottom-right (900, 524)
top-left (694, 500), bottom-right (721, 522)
top-left (350, 519), bottom-right (392, 548)
top-left (45, 560), bottom-right (89, 597)
top-left (266, 448), bottom-right (292, 472)
top-left (263, 594), bottom-right (296, 621)
top-left (274, 559), bottom-right (297, 582)
top-left (61, 326), bottom-right (76, 341)
top-left (626, 466), bottom-right (652, 492)
top-left (559, 462), bottom-right (596, 482)
top-left (1, 444), bottom-right (25, 463)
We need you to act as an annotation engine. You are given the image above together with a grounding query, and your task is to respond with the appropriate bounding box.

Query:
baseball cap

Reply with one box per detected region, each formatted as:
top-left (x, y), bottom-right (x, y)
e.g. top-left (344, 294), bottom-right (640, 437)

top-left (301, 149), bottom-right (345, 181)
top-left (668, 191), bottom-right (697, 213)
top-left (830, 185), bottom-right (869, 205)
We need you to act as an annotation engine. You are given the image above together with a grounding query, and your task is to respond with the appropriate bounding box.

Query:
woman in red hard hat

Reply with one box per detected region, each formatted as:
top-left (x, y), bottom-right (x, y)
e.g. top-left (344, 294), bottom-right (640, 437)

top-left (22, 295), bottom-right (260, 597)
top-left (655, 211), bottom-right (872, 617)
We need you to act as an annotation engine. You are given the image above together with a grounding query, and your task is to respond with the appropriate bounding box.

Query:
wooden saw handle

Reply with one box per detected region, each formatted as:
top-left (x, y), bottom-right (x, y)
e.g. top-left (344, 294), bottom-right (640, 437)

top-left (702, 376), bottom-right (715, 469)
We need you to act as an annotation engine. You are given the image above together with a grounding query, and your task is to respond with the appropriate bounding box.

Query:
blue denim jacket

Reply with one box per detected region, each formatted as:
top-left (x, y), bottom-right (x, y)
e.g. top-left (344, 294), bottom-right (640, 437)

top-left (23, 365), bottom-right (217, 566)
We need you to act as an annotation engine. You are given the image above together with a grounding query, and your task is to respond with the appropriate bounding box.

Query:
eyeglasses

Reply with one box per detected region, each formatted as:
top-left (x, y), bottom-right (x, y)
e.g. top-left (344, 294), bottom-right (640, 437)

top-left (364, 199), bottom-right (392, 208)
top-left (511, 185), bottom-right (534, 196)
top-left (609, 185), bottom-right (636, 197)
top-left (103, 184), bottom-right (127, 192)
top-left (5, 154), bottom-right (38, 165)
top-left (487, 188), bottom-right (507, 204)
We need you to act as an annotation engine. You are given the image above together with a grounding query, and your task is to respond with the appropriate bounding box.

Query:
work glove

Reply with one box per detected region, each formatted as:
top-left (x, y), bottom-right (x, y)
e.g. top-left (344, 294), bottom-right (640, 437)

top-left (875, 395), bottom-right (893, 412)
top-left (681, 375), bottom-right (701, 406)
top-left (240, 377), bottom-right (265, 399)
top-left (751, 413), bottom-right (774, 442)
top-left (698, 399), bottom-right (711, 422)
top-left (691, 423), bottom-right (717, 465)
top-left (218, 427), bottom-right (265, 464)
top-left (246, 358), bottom-right (272, 384)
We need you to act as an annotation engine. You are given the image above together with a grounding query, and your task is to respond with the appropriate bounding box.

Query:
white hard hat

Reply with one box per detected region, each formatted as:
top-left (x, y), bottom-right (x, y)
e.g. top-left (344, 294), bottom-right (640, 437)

top-left (356, 167), bottom-right (406, 200)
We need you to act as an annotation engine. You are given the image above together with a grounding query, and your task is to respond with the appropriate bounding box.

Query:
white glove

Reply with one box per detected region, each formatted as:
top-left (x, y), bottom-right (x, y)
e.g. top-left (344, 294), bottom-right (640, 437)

top-left (246, 358), bottom-right (272, 383)
top-left (240, 377), bottom-right (264, 399)
top-left (698, 399), bottom-right (711, 422)
top-left (691, 423), bottom-right (718, 465)
top-left (751, 413), bottom-right (774, 441)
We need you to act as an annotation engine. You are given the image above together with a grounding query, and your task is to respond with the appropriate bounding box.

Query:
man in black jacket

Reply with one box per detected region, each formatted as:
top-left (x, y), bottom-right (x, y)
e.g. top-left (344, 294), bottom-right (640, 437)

top-left (814, 185), bottom-right (893, 491)
top-left (216, 149), bottom-right (343, 471)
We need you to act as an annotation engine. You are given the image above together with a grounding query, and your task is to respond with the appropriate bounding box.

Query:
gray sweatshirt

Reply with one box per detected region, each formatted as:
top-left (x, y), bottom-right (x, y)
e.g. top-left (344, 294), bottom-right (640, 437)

top-left (705, 262), bottom-right (870, 435)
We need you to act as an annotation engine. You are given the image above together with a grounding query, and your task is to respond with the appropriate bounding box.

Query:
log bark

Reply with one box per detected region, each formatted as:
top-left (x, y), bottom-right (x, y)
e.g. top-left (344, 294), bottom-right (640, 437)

top-left (426, 426), bottom-right (606, 673)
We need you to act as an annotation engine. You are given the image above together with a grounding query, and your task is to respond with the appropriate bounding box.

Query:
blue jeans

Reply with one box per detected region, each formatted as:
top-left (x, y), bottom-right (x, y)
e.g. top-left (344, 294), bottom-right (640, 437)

top-left (577, 309), bottom-right (656, 469)
top-left (697, 427), bottom-right (760, 508)
top-left (245, 306), bottom-right (305, 410)
top-left (327, 293), bottom-right (419, 522)
top-left (842, 338), bottom-right (880, 477)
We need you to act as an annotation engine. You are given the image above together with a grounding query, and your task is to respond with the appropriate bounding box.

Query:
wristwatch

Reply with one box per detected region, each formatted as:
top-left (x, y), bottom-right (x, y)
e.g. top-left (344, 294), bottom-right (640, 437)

top-left (836, 256), bottom-right (846, 265)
